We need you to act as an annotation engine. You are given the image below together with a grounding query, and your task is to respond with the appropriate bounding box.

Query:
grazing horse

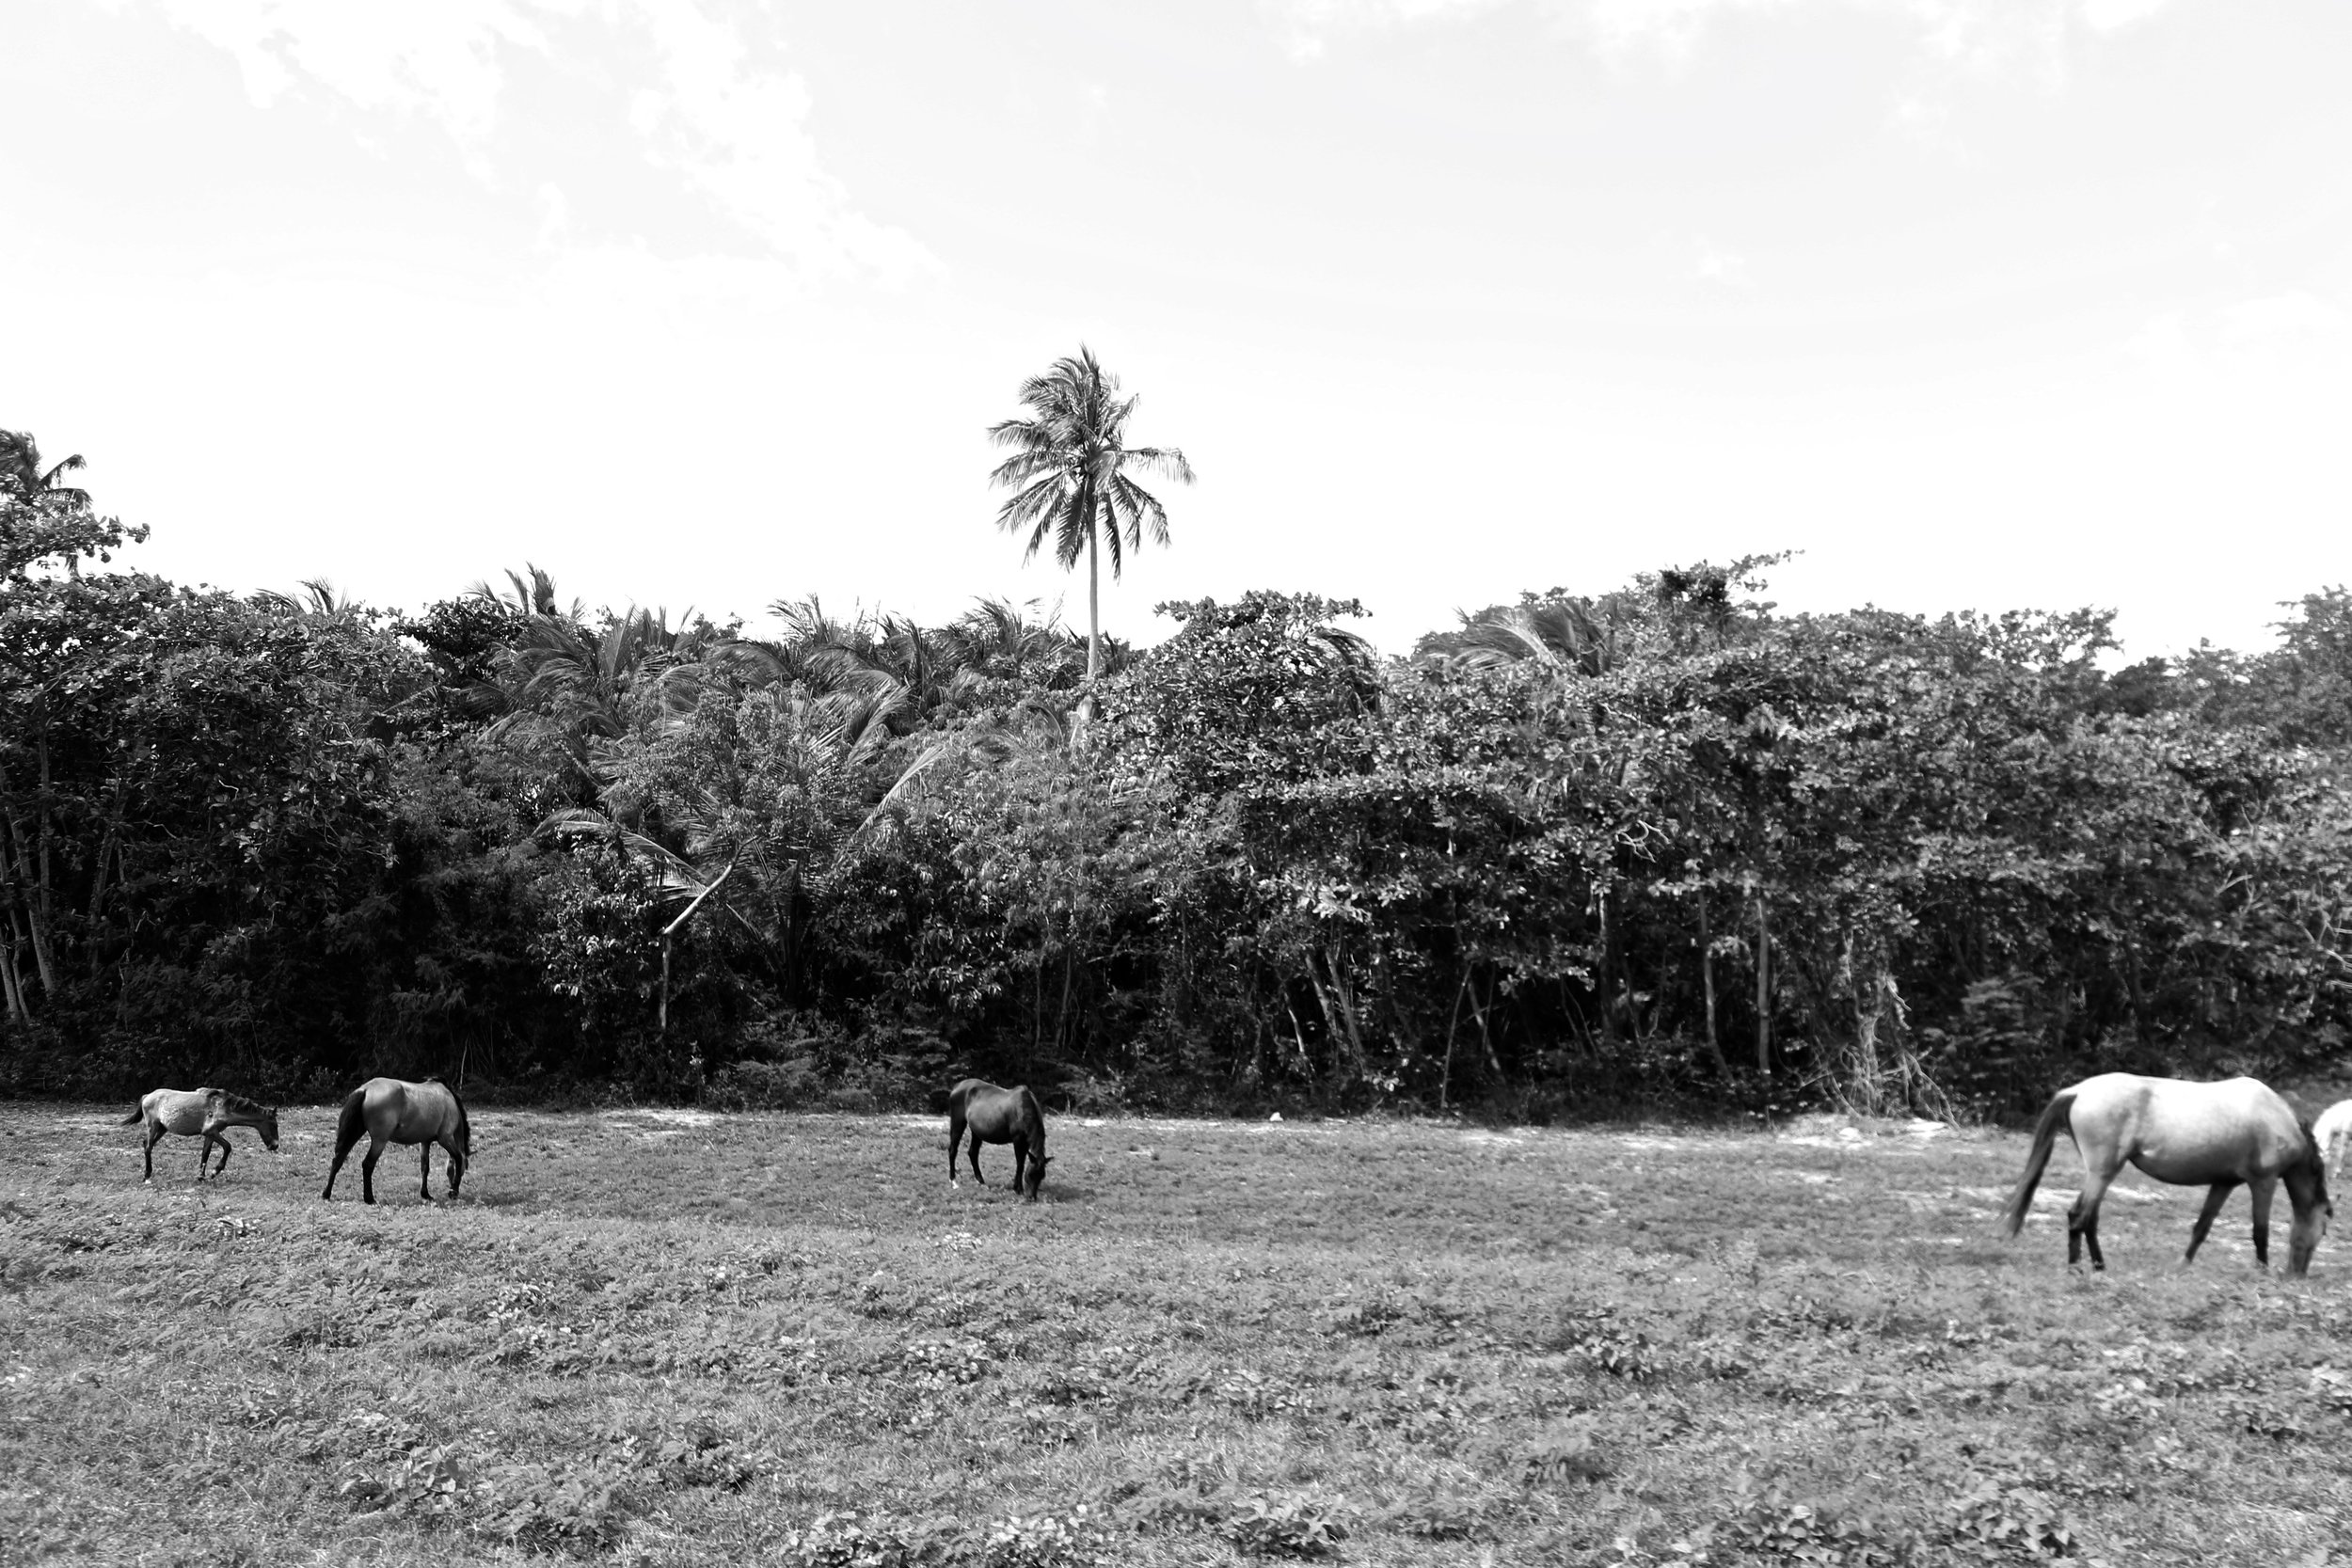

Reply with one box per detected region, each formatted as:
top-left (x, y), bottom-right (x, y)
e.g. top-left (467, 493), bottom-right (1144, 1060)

top-left (946, 1079), bottom-right (1052, 1201)
top-left (119, 1088), bottom-right (279, 1183)
top-left (2001, 1073), bottom-right (2332, 1275)
top-left (2315, 1099), bottom-right (2352, 1181)
top-left (322, 1077), bottom-right (470, 1205)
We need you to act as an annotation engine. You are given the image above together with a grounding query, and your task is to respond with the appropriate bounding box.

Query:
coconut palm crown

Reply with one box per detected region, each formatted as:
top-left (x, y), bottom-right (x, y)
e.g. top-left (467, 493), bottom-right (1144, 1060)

top-left (987, 347), bottom-right (1194, 688)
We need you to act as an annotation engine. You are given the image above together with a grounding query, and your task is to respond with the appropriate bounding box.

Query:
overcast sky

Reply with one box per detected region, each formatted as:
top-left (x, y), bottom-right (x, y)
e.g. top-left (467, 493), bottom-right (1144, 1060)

top-left (7, 0), bottom-right (2347, 655)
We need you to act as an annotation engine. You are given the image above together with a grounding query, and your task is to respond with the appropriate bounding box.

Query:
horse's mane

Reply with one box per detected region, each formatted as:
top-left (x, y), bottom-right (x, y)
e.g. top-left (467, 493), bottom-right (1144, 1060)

top-left (2296, 1117), bottom-right (2328, 1176)
top-left (216, 1090), bottom-right (269, 1117)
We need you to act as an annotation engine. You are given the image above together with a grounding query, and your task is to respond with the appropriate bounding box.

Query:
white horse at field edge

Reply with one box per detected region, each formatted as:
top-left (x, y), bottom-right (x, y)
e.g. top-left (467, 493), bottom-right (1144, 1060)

top-left (2315, 1099), bottom-right (2352, 1181)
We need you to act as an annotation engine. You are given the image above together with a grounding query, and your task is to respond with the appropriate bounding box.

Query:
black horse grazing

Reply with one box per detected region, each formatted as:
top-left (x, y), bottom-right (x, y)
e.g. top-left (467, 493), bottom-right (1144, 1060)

top-left (323, 1076), bottom-right (470, 1205)
top-left (946, 1079), bottom-right (1052, 1201)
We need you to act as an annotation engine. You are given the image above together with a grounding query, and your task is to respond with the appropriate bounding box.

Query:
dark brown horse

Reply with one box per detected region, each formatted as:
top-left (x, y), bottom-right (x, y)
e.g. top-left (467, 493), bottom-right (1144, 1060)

top-left (946, 1079), bottom-right (1052, 1201)
top-left (323, 1077), bottom-right (470, 1205)
top-left (2002, 1073), bottom-right (2332, 1275)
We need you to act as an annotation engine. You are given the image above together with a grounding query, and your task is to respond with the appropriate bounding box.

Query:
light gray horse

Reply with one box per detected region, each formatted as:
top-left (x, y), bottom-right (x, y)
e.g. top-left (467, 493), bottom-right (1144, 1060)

top-left (322, 1077), bottom-right (470, 1205)
top-left (2313, 1098), bottom-right (2352, 1181)
top-left (119, 1088), bottom-right (279, 1183)
top-left (2002, 1073), bottom-right (2331, 1275)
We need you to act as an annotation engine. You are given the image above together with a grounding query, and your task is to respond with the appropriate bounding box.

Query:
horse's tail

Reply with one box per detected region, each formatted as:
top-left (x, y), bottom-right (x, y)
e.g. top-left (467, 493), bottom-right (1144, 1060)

top-left (333, 1088), bottom-right (367, 1158)
top-left (118, 1105), bottom-right (144, 1125)
top-left (2001, 1089), bottom-right (2076, 1238)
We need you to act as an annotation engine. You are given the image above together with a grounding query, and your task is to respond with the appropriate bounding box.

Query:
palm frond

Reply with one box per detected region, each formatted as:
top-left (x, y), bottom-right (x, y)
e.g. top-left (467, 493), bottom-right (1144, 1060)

top-left (535, 809), bottom-right (713, 901)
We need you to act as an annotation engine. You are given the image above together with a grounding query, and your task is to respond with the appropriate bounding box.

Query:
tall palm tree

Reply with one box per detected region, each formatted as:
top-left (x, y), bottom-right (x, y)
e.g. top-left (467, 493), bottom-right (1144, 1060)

top-left (0, 431), bottom-right (87, 502)
top-left (987, 348), bottom-right (1194, 702)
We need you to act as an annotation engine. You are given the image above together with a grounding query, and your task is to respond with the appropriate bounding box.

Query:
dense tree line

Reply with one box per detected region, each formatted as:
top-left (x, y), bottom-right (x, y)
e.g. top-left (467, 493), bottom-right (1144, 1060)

top-left (5, 430), bottom-right (2348, 1117)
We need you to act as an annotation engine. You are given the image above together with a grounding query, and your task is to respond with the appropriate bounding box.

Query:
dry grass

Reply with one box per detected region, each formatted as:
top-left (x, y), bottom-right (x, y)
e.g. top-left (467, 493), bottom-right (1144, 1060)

top-left (4, 1103), bottom-right (2347, 1566)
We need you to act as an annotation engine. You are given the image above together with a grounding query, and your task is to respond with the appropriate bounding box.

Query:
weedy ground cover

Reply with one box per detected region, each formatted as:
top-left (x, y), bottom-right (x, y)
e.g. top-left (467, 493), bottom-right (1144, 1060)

top-left (3, 1105), bottom-right (2347, 1566)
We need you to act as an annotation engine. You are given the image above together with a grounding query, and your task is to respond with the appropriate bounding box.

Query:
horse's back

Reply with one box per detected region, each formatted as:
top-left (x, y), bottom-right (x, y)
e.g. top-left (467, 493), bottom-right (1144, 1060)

top-left (2075, 1072), bottom-right (2303, 1180)
top-left (951, 1080), bottom-right (1037, 1137)
top-left (143, 1087), bottom-right (215, 1133)
top-left (356, 1076), bottom-right (458, 1141)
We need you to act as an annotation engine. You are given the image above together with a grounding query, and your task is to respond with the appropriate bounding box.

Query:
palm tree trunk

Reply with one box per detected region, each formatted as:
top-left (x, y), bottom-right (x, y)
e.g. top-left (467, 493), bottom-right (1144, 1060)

top-left (0, 774), bottom-right (56, 995)
top-left (1754, 888), bottom-right (1772, 1077)
top-left (1698, 893), bottom-right (1728, 1077)
top-left (1086, 524), bottom-right (1101, 685)
top-left (1597, 881), bottom-right (1617, 1045)
top-left (0, 935), bottom-right (28, 1024)
top-left (1075, 523), bottom-right (1101, 743)
top-left (1439, 965), bottom-right (1470, 1109)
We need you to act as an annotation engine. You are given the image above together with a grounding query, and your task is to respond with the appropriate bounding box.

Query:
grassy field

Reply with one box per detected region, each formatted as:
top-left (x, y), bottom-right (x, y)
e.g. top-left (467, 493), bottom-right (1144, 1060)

top-left (4, 1102), bottom-right (2347, 1567)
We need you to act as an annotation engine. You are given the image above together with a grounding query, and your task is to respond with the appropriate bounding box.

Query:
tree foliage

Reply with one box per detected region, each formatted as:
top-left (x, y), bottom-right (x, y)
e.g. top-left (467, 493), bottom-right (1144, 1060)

top-left (8, 436), bottom-right (2350, 1117)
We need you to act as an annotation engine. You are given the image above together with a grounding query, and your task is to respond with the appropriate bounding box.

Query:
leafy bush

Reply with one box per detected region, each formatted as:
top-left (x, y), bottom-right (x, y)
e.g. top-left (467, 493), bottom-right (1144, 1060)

top-left (1222, 1491), bottom-right (1350, 1559)
top-left (774, 1510), bottom-right (1113, 1568)
top-left (1937, 1473), bottom-right (2080, 1561)
top-left (1517, 1418), bottom-right (1611, 1483)
top-left (339, 1438), bottom-right (636, 1553)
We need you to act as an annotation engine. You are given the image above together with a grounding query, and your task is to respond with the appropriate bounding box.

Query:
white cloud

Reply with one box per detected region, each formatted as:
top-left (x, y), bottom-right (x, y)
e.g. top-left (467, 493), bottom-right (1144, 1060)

top-left (2218, 291), bottom-right (2348, 347)
top-left (2124, 309), bottom-right (2195, 380)
top-left (619, 0), bottom-right (936, 283)
top-left (112, 0), bottom-right (548, 138)
top-left (2079, 0), bottom-right (2171, 32)
top-left (111, 0), bottom-right (937, 283)
top-left (2125, 290), bottom-right (2350, 386)
top-left (1692, 243), bottom-right (1752, 287)
top-left (1586, 0), bottom-right (1786, 66)
top-left (1273, 0), bottom-right (2185, 77)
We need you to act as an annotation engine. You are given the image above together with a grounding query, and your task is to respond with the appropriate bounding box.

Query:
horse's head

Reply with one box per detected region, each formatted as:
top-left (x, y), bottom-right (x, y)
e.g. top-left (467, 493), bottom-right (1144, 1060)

top-left (2290, 1196), bottom-right (2330, 1276)
top-left (1022, 1153), bottom-right (1053, 1203)
top-left (2289, 1129), bottom-right (2333, 1276)
top-left (259, 1108), bottom-right (281, 1152)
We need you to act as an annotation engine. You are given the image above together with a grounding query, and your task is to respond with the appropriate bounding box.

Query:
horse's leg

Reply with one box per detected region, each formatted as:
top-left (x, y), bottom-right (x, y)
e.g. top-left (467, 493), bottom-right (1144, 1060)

top-left (2068, 1166), bottom-right (2117, 1270)
top-left (2184, 1180), bottom-right (2238, 1264)
top-left (967, 1128), bottom-right (987, 1185)
top-left (2249, 1177), bottom-right (2277, 1270)
top-left (143, 1121), bottom-right (165, 1182)
top-left (419, 1143), bottom-right (434, 1202)
top-left (1011, 1136), bottom-right (1029, 1196)
top-left (948, 1112), bottom-right (965, 1186)
top-left (360, 1132), bottom-right (387, 1205)
top-left (199, 1118), bottom-right (232, 1179)
top-left (441, 1134), bottom-right (466, 1198)
top-left (194, 1132), bottom-right (215, 1183)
